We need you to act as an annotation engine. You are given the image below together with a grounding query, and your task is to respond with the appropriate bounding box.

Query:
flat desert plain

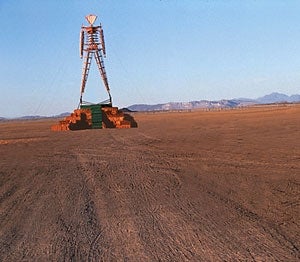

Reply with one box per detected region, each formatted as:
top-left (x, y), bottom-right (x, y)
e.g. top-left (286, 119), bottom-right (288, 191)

top-left (0, 105), bottom-right (299, 261)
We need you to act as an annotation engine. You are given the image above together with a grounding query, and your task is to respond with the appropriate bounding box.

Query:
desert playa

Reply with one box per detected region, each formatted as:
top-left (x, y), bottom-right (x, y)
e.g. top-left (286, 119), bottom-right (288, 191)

top-left (0, 104), bottom-right (299, 261)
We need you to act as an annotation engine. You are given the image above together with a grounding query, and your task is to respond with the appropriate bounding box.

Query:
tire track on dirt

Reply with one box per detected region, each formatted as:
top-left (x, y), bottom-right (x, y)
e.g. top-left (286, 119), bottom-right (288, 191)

top-left (175, 157), bottom-right (300, 261)
top-left (205, 188), bottom-right (299, 259)
top-left (108, 131), bottom-right (261, 260)
top-left (75, 147), bottom-right (150, 261)
top-left (107, 131), bottom-right (209, 260)
top-left (102, 131), bottom-right (202, 260)
top-left (114, 129), bottom-right (299, 260)
top-left (131, 148), bottom-right (253, 261)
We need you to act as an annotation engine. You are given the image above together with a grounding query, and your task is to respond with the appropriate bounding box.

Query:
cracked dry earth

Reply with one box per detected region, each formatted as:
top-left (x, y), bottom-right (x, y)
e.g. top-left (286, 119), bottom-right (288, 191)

top-left (0, 105), bottom-right (299, 261)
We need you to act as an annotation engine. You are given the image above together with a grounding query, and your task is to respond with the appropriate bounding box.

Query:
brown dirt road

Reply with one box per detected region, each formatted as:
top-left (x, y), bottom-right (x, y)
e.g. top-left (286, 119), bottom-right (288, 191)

top-left (0, 105), bottom-right (299, 261)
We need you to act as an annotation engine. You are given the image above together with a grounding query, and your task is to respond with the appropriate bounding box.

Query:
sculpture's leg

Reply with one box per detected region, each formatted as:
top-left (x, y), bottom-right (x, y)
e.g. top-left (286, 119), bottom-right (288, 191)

top-left (94, 51), bottom-right (112, 105)
top-left (80, 51), bottom-right (93, 102)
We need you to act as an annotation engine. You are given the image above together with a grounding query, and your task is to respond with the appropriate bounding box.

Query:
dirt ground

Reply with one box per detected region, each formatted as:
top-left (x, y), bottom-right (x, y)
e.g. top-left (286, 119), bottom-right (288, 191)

top-left (0, 105), bottom-right (299, 261)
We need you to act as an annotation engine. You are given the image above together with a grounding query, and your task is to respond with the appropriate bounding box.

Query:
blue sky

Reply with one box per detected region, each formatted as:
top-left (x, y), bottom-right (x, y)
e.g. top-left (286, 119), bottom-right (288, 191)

top-left (1, 0), bottom-right (300, 117)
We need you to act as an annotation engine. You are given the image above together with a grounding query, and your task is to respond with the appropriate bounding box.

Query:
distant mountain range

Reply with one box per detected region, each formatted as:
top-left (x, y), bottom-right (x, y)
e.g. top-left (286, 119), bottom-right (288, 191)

top-left (256, 93), bottom-right (300, 104)
top-left (0, 112), bottom-right (70, 121)
top-left (127, 92), bottom-right (300, 112)
top-left (0, 93), bottom-right (299, 120)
